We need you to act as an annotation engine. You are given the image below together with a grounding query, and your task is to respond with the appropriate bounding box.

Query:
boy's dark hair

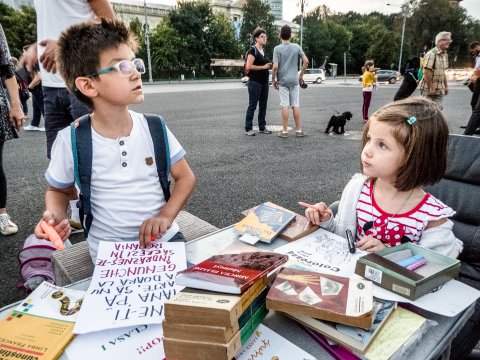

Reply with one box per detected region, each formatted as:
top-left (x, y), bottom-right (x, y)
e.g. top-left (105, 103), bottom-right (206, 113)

top-left (280, 25), bottom-right (291, 40)
top-left (361, 97), bottom-right (449, 192)
top-left (252, 27), bottom-right (266, 41)
top-left (57, 18), bottom-right (138, 108)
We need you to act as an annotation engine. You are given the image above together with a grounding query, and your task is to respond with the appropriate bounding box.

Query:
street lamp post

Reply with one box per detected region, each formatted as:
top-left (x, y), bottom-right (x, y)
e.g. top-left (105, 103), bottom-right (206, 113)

top-left (144, 0), bottom-right (153, 83)
top-left (387, 2), bottom-right (410, 72)
top-left (296, 0), bottom-right (308, 50)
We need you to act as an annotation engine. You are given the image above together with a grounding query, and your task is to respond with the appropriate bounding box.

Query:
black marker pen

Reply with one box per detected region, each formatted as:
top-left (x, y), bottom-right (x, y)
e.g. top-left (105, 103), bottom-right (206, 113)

top-left (346, 230), bottom-right (356, 254)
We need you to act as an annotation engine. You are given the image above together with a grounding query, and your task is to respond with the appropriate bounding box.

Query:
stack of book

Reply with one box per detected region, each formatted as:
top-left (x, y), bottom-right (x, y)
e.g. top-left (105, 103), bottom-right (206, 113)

top-left (164, 250), bottom-right (288, 360)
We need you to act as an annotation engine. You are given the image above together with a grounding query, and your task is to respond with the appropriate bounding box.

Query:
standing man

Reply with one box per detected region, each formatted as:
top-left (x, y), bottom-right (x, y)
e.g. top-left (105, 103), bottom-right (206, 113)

top-left (272, 25), bottom-right (309, 138)
top-left (463, 41), bottom-right (480, 136)
top-left (24, 0), bottom-right (115, 158)
top-left (419, 31), bottom-right (452, 109)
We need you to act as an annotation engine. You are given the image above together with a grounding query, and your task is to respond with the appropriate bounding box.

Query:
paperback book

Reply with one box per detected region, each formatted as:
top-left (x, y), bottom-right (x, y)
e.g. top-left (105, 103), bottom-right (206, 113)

top-left (266, 267), bottom-right (374, 329)
top-left (234, 202), bottom-right (296, 243)
top-left (175, 251), bottom-right (288, 294)
top-left (164, 284), bottom-right (268, 328)
top-left (163, 304), bottom-right (268, 360)
top-left (241, 202), bottom-right (319, 241)
top-left (288, 298), bottom-right (396, 354)
top-left (0, 282), bottom-right (85, 360)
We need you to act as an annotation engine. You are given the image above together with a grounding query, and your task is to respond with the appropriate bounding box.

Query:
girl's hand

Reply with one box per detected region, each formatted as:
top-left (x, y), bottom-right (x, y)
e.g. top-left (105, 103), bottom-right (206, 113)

top-left (35, 211), bottom-right (71, 241)
top-left (356, 235), bottom-right (386, 252)
top-left (299, 201), bottom-right (332, 225)
top-left (139, 215), bottom-right (172, 249)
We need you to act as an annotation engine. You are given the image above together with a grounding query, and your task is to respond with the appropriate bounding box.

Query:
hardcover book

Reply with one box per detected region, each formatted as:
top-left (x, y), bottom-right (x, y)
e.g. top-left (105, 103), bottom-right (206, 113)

top-left (164, 283), bottom-right (268, 328)
top-left (288, 298), bottom-right (396, 354)
top-left (175, 251), bottom-right (288, 294)
top-left (241, 202), bottom-right (319, 241)
top-left (234, 202), bottom-right (296, 243)
top-left (0, 282), bottom-right (85, 360)
top-left (266, 267), bottom-right (374, 329)
top-left (163, 304), bottom-right (268, 360)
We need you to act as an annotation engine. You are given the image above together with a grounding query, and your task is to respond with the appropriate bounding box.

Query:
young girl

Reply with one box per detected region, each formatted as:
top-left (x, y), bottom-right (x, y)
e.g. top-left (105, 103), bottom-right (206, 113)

top-left (303, 97), bottom-right (463, 258)
top-left (361, 60), bottom-right (376, 123)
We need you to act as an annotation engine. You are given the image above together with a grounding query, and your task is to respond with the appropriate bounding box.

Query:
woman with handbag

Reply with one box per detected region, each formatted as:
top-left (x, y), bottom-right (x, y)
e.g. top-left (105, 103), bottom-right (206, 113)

top-left (0, 23), bottom-right (24, 235)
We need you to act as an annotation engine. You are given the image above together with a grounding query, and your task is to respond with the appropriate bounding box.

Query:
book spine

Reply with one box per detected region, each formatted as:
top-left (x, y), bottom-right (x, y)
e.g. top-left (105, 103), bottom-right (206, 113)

top-left (265, 298), bottom-right (373, 329)
top-left (239, 304), bottom-right (268, 344)
top-left (240, 277), bottom-right (267, 310)
top-left (162, 320), bottom-right (236, 343)
top-left (165, 299), bottom-right (243, 327)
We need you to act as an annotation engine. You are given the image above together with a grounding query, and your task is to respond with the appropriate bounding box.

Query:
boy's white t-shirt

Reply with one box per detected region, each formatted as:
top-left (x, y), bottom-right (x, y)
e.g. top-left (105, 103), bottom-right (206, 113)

top-left (34, 0), bottom-right (95, 87)
top-left (45, 110), bottom-right (186, 261)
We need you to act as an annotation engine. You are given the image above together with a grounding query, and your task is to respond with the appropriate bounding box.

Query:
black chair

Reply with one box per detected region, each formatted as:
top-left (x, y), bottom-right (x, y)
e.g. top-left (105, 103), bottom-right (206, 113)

top-left (423, 134), bottom-right (480, 360)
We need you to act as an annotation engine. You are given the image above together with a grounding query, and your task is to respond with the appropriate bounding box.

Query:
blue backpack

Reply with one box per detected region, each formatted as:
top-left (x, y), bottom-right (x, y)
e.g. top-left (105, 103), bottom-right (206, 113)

top-left (70, 114), bottom-right (171, 238)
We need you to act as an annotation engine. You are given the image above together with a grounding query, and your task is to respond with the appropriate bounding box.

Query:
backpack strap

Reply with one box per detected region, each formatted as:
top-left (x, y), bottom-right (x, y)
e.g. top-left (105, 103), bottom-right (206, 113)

top-left (70, 114), bottom-right (93, 238)
top-left (144, 114), bottom-right (171, 202)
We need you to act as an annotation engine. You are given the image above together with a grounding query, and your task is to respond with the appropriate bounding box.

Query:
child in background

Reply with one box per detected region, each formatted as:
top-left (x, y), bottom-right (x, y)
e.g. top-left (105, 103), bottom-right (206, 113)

top-left (34, 19), bottom-right (196, 261)
top-left (302, 97), bottom-right (463, 258)
top-left (361, 60), bottom-right (376, 123)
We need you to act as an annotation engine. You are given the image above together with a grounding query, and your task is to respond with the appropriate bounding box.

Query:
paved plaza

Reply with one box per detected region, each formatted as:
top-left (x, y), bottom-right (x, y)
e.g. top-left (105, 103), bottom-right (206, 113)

top-left (0, 79), bottom-right (473, 306)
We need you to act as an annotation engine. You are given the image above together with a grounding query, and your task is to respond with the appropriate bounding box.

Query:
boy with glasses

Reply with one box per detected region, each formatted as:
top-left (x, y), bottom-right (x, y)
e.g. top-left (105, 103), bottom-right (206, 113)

top-left (34, 19), bottom-right (196, 261)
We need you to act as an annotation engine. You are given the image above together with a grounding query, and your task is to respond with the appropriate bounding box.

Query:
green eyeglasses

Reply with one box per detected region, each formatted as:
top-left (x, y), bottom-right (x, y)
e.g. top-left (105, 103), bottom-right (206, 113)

top-left (86, 58), bottom-right (146, 78)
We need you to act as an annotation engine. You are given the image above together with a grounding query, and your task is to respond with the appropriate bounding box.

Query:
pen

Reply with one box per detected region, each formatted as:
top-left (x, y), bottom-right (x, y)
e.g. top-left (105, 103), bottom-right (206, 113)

top-left (346, 230), bottom-right (356, 254)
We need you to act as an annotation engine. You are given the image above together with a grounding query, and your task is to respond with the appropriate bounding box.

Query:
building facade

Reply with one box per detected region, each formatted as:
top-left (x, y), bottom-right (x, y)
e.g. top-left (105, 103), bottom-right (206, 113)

top-left (267, 0), bottom-right (282, 21)
top-left (112, 0), bottom-right (171, 30)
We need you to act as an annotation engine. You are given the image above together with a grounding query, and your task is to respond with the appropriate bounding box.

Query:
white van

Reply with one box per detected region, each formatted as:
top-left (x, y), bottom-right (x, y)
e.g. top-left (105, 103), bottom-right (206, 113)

top-left (302, 68), bottom-right (326, 84)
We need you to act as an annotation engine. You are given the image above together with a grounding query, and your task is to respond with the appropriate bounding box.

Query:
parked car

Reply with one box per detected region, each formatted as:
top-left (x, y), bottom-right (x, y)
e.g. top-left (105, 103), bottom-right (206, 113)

top-left (375, 70), bottom-right (401, 84)
top-left (241, 70), bottom-right (272, 85)
top-left (301, 68), bottom-right (326, 83)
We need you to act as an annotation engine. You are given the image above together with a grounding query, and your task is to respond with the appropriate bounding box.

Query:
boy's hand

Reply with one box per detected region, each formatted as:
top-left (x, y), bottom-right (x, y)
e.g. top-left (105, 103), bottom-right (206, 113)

top-left (356, 235), bottom-right (386, 252)
top-left (34, 210), bottom-right (70, 241)
top-left (299, 201), bottom-right (332, 225)
top-left (139, 215), bottom-right (172, 249)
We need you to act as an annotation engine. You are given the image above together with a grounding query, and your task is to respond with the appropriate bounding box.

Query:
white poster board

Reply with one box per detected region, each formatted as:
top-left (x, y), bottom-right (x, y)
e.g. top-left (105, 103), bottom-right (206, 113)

top-left (73, 241), bottom-right (186, 334)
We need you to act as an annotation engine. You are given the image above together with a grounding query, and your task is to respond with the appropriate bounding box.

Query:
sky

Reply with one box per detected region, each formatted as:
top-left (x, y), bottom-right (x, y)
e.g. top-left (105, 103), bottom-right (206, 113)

top-left (147, 0), bottom-right (480, 21)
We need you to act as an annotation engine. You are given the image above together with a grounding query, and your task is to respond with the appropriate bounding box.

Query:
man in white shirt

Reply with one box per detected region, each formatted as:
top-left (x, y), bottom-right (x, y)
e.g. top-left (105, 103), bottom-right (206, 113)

top-left (25, 0), bottom-right (115, 158)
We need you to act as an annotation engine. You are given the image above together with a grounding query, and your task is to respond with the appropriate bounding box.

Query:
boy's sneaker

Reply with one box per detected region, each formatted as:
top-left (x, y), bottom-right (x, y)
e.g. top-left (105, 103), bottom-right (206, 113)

top-left (277, 131), bottom-right (288, 138)
top-left (295, 131), bottom-right (306, 138)
top-left (258, 129), bottom-right (272, 134)
top-left (245, 130), bottom-right (256, 136)
top-left (0, 213), bottom-right (18, 235)
top-left (24, 125), bottom-right (46, 132)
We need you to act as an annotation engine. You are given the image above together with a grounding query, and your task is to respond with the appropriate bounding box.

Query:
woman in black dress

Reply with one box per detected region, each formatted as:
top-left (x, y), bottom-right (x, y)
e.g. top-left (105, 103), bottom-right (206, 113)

top-left (0, 23), bottom-right (24, 235)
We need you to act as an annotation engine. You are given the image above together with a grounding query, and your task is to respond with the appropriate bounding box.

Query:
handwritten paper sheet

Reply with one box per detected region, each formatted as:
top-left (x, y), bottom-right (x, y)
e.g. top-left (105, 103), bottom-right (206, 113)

top-left (364, 307), bottom-right (426, 360)
top-left (73, 241), bottom-right (186, 334)
top-left (234, 324), bottom-right (316, 360)
top-left (274, 228), bottom-right (367, 277)
top-left (66, 324), bottom-right (165, 360)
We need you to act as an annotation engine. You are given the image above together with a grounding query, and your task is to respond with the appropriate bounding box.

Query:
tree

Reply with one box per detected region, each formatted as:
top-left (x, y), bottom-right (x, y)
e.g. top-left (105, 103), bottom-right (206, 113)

top-left (168, 0), bottom-right (213, 73)
top-left (366, 24), bottom-right (400, 69)
top-left (129, 18), bottom-right (146, 66)
top-left (407, 0), bottom-right (480, 66)
top-left (150, 23), bottom-right (186, 78)
top-left (207, 12), bottom-right (242, 59)
top-left (240, 0), bottom-right (278, 59)
top-left (0, 4), bottom-right (37, 58)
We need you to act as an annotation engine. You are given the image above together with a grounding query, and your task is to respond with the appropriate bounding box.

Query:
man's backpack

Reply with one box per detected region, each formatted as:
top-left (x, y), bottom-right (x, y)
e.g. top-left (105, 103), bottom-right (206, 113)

top-left (18, 234), bottom-right (56, 292)
top-left (70, 113), bottom-right (171, 238)
top-left (244, 46), bottom-right (258, 75)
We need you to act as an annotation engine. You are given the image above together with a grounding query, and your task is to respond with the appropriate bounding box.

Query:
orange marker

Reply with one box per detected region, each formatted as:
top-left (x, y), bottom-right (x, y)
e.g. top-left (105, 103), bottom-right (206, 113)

top-left (40, 221), bottom-right (64, 250)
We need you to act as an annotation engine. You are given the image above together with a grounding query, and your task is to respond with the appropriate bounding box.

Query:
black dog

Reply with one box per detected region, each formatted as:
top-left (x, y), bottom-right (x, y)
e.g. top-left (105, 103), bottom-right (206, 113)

top-left (325, 111), bottom-right (353, 134)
